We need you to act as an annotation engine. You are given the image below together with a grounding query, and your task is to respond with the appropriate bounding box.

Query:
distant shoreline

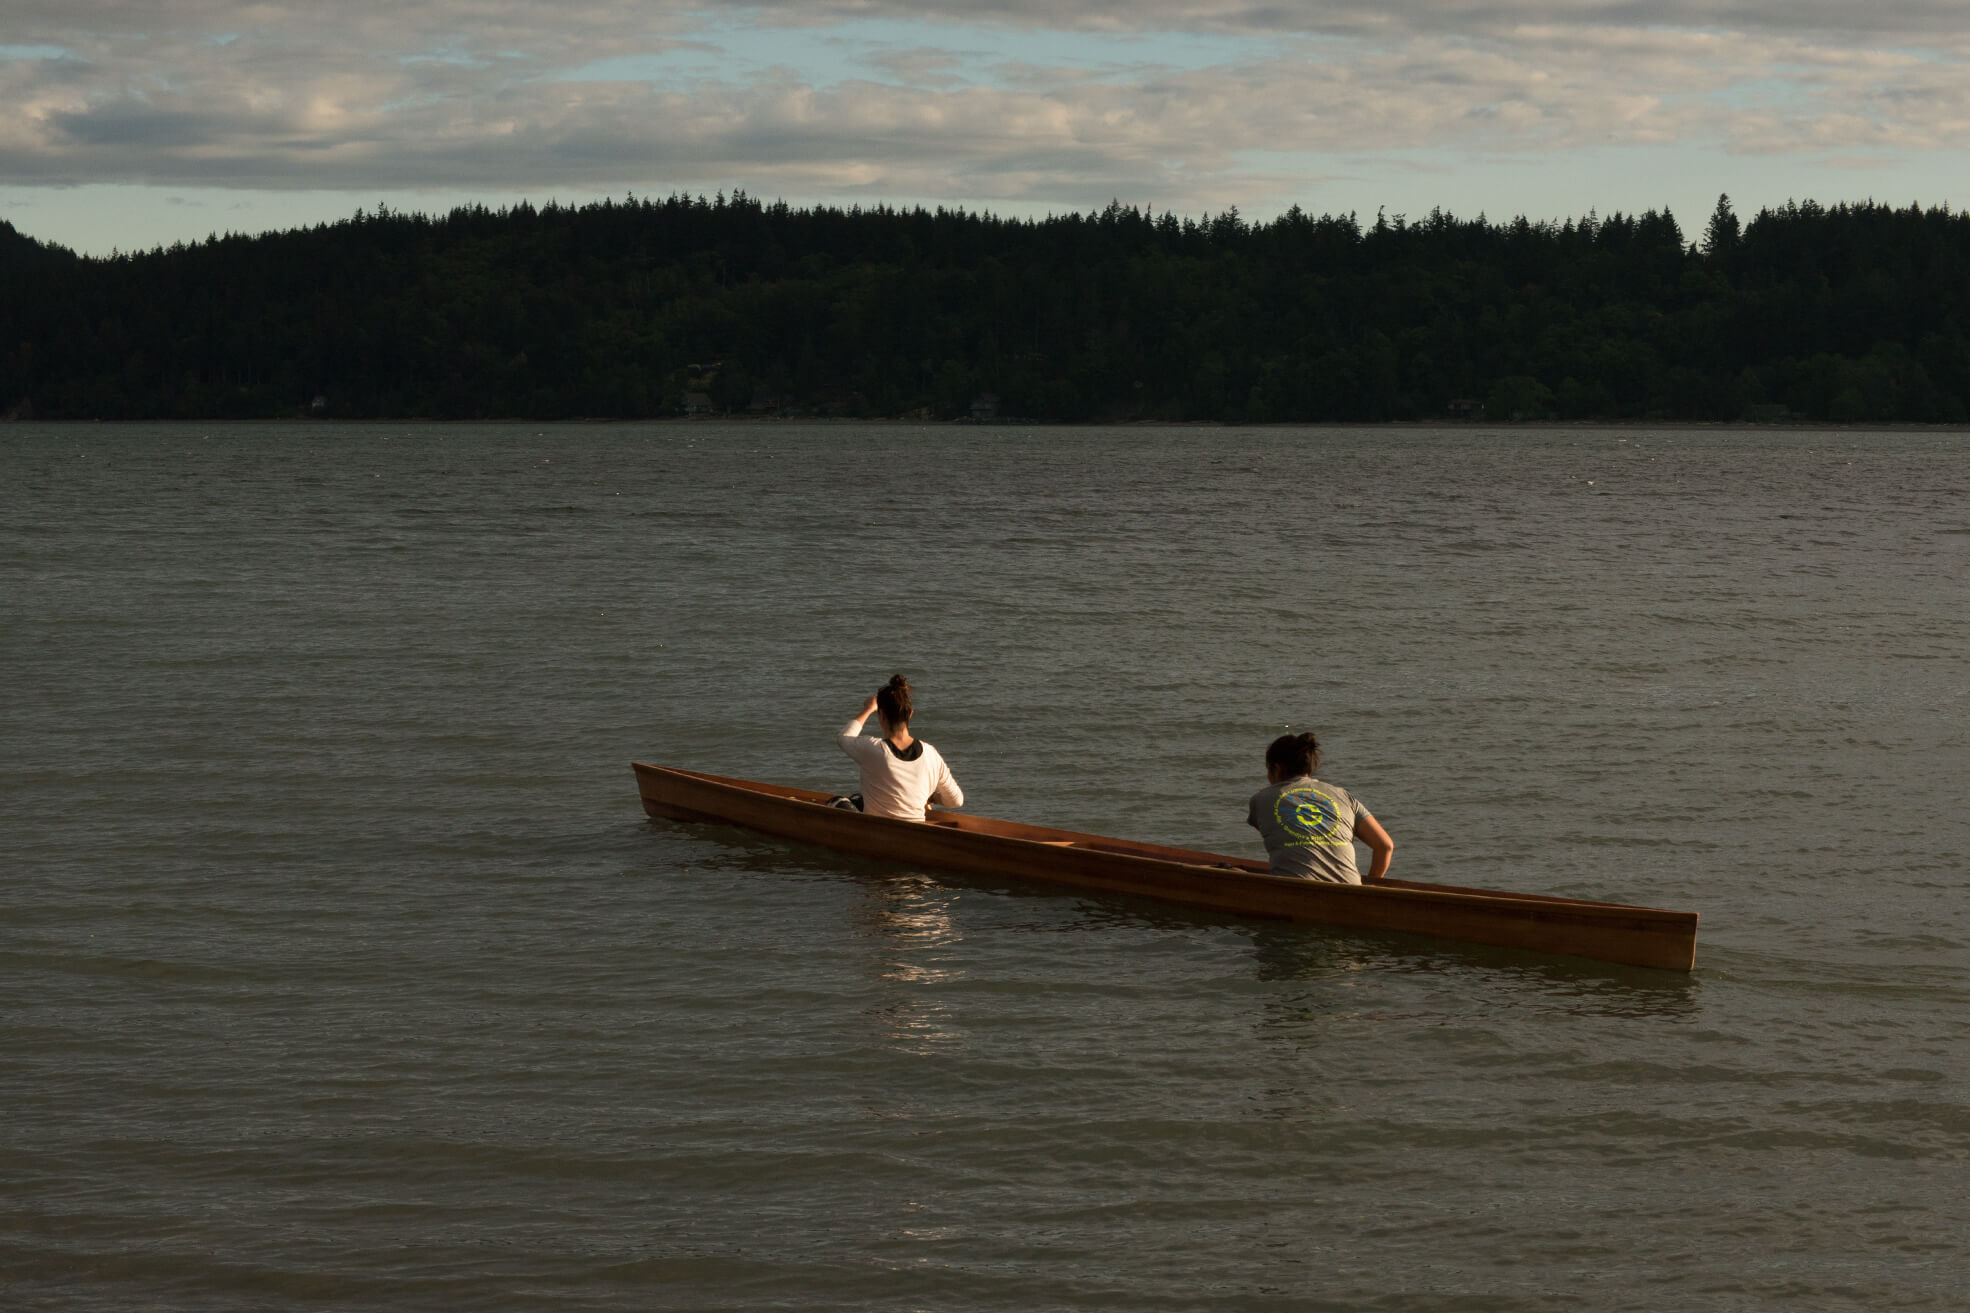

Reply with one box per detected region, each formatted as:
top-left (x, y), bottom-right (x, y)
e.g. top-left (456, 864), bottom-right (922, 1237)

top-left (9, 415), bottom-right (1970, 433)
top-left (8, 198), bottom-right (1968, 427)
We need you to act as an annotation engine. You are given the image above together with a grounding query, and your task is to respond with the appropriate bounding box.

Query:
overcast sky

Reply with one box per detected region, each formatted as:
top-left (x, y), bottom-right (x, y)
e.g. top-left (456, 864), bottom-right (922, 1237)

top-left (3, 1), bottom-right (1965, 254)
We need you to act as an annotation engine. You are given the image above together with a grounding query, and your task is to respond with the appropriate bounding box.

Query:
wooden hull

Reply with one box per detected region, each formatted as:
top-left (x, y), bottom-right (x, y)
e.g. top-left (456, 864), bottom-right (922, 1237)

top-left (632, 762), bottom-right (1699, 971)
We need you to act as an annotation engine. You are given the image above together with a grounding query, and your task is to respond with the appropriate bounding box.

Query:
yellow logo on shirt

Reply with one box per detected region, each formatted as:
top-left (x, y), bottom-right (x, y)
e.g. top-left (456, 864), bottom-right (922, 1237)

top-left (1273, 785), bottom-right (1346, 848)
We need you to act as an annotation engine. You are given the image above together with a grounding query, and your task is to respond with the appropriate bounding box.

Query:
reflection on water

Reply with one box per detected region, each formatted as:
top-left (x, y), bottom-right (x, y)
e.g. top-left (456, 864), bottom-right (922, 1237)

top-left (1245, 923), bottom-right (1703, 1023)
top-left (859, 874), bottom-right (966, 1054)
top-left (1375, 943), bottom-right (1705, 1021)
top-left (1247, 924), bottom-right (1380, 982)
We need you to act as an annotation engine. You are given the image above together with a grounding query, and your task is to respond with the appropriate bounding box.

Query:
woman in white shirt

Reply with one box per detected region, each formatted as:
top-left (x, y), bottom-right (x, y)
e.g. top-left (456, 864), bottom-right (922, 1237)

top-left (835, 675), bottom-right (963, 821)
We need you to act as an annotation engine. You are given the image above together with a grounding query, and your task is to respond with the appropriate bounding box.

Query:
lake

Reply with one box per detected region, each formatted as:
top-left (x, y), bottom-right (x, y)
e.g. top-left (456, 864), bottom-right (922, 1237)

top-left (4, 421), bottom-right (1967, 1310)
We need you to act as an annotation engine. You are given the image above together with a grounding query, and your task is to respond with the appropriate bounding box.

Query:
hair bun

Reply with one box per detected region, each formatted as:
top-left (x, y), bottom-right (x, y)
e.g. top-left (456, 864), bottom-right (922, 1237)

top-left (875, 674), bottom-right (916, 724)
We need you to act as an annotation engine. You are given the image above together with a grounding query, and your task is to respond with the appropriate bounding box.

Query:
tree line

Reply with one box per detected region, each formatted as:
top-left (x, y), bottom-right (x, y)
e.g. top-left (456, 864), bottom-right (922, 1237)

top-left (3, 191), bottom-right (1968, 423)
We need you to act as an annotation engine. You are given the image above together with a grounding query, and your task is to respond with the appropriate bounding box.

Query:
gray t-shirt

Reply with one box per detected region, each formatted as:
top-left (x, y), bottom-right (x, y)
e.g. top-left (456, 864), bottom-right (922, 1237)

top-left (1246, 776), bottom-right (1369, 883)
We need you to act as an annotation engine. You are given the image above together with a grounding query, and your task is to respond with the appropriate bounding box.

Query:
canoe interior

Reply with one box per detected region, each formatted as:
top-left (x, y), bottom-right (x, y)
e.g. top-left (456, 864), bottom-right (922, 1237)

top-left (637, 764), bottom-right (1669, 913)
top-left (632, 762), bottom-right (1699, 971)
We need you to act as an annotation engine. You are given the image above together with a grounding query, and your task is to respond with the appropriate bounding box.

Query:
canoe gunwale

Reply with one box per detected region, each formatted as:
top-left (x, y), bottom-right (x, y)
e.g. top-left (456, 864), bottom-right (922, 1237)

top-left (631, 761), bottom-right (1698, 970)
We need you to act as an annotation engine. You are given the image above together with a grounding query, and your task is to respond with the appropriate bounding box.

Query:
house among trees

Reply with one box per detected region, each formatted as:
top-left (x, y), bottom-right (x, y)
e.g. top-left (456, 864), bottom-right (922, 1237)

top-left (969, 392), bottom-right (1000, 420)
top-left (682, 391), bottom-right (714, 415)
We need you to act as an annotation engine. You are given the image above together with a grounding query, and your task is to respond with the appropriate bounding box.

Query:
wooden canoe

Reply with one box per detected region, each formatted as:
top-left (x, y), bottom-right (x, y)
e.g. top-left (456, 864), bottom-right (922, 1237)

top-left (632, 762), bottom-right (1699, 971)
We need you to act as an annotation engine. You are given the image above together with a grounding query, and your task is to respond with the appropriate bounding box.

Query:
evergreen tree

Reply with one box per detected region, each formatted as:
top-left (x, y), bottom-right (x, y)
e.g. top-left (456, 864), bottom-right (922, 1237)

top-left (1703, 194), bottom-right (1742, 260)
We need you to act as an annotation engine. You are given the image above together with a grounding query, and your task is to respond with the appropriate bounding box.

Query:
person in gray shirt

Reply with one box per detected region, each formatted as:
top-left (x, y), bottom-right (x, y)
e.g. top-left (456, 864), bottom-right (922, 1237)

top-left (1246, 731), bottom-right (1394, 883)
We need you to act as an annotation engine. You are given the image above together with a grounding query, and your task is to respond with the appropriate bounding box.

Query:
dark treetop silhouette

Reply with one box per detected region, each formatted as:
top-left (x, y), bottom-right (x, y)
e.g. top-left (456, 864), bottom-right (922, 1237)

top-left (3, 192), bottom-right (1967, 423)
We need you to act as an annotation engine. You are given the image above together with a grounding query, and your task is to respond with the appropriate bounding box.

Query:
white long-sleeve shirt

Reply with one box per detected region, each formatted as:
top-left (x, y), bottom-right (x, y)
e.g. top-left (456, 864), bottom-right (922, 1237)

top-left (836, 721), bottom-right (964, 821)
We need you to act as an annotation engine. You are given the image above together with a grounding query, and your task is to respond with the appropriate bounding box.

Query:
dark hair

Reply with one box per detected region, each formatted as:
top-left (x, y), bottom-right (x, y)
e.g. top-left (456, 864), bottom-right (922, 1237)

top-left (1265, 731), bottom-right (1320, 778)
top-left (875, 674), bottom-right (913, 725)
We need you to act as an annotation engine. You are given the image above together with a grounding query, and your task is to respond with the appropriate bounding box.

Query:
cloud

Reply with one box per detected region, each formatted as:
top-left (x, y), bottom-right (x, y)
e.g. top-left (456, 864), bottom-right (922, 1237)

top-left (861, 47), bottom-right (971, 88)
top-left (0, 1), bottom-right (1965, 211)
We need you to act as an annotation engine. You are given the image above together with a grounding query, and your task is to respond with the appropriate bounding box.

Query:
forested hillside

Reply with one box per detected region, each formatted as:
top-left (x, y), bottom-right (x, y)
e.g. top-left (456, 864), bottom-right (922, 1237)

top-left (3, 193), bottom-right (1968, 422)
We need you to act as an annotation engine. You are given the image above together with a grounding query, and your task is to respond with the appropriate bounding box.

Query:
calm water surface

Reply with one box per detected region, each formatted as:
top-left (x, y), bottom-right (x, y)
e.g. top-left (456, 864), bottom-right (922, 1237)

top-left (3, 422), bottom-right (1968, 1310)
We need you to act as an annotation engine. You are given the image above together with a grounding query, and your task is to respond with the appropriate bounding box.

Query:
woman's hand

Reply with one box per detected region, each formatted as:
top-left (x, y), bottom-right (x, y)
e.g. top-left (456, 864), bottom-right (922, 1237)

top-left (843, 694), bottom-right (881, 736)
